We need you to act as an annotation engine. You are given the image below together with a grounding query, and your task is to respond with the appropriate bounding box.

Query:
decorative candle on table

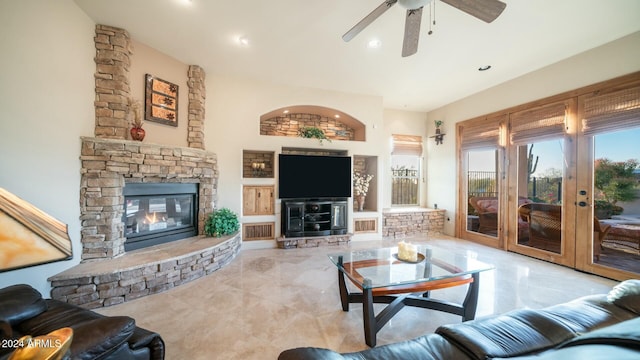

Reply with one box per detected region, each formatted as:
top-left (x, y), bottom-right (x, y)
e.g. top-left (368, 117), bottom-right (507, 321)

top-left (397, 240), bottom-right (418, 262)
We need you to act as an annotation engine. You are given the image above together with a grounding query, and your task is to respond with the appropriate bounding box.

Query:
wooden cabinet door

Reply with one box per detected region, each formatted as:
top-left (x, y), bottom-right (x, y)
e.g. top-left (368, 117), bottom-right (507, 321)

top-left (243, 186), bottom-right (274, 215)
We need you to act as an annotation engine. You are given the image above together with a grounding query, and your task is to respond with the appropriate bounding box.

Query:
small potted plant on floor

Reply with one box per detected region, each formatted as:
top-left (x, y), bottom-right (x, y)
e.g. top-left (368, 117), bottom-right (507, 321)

top-left (204, 208), bottom-right (240, 237)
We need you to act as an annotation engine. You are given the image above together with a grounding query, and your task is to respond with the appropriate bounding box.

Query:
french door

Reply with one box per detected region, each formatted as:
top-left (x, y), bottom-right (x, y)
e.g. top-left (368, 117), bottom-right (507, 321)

top-left (574, 85), bottom-right (640, 279)
top-left (504, 99), bottom-right (577, 268)
top-left (458, 73), bottom-right (640, 281)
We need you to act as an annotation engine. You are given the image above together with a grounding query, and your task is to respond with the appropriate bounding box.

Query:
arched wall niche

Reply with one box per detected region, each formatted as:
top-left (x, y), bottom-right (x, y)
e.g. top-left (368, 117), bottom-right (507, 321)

top-left (260, 105), bottom-right (366, 141)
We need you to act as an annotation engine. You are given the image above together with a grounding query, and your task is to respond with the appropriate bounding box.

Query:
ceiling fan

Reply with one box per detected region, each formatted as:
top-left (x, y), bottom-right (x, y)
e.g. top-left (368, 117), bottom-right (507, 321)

top-left (343, 0), bottom-right (507, 57)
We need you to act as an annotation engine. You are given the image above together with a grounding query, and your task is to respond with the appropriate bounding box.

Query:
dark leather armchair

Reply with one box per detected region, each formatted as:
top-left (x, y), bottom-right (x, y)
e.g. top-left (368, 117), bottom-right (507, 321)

top-left (0, 285), bottom-right (164, 360)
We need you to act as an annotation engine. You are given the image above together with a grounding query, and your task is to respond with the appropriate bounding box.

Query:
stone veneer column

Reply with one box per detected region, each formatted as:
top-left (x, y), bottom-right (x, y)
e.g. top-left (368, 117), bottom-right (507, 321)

top-left (94, 25), bottom-right (132, 140)
top-left (187, 65), bottom-right (206, 149)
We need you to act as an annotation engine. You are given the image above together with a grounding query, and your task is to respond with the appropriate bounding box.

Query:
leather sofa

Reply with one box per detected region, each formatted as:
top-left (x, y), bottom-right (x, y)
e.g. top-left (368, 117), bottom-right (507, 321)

top-left (279, 280), bottom-right (640, 360)
top-left (0, 284), bottom-right (164, 360)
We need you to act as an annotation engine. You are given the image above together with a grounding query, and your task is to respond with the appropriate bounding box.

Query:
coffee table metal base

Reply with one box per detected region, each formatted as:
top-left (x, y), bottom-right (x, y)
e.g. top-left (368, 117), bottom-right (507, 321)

top-left (338, 267), bottom-right (480, 347)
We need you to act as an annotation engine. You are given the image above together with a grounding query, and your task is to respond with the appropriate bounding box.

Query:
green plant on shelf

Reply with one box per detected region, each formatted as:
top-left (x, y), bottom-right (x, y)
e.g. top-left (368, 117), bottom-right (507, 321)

top-left (299, 126), bottom-right (331, 143)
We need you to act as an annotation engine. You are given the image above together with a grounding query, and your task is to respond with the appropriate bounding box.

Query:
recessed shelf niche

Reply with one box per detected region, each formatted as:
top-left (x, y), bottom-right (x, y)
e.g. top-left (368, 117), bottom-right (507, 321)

top-left (243, 150), bottom-right (274, 178)
top-left (353, 155), bottom-right (378, 212)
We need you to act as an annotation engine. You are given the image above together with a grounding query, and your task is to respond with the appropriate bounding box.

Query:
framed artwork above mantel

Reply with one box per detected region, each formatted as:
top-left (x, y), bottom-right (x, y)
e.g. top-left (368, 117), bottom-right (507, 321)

top-left (145, 73), bottom-right (178, 126)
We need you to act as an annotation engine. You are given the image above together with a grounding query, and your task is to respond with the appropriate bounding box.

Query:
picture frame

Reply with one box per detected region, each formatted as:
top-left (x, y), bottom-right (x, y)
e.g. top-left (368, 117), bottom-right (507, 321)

top-left (145, 74), bottom-right (178, 126)
top-left (0, 188), bottom-right (73, 273)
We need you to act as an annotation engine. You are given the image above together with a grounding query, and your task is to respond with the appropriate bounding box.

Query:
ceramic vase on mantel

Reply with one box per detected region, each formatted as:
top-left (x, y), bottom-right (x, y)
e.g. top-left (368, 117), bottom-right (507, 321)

top-left (130, 126), bottom-right (145, 141)
top-left (356, 194), bottom-right (366, 212)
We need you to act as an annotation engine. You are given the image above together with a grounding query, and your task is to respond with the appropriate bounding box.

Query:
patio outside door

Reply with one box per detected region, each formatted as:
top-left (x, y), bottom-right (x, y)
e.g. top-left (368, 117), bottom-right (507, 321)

top-left (505, 100), bottom-right (577, 268)
top-left (458, 115), bottom-right (504, 249)
top-left (458, 74), bottom-right (639, 281)
top-left (574, 85), bottom-right (640, 280)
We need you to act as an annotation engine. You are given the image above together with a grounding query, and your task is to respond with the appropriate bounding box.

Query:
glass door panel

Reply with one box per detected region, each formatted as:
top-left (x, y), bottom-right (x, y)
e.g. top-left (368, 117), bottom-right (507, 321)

top-left (516, 141), bottom-right (565, 253)
top-left (465, 149), bottom-right (500, 241)
top-left (589, 128), bottom-right (640, 276)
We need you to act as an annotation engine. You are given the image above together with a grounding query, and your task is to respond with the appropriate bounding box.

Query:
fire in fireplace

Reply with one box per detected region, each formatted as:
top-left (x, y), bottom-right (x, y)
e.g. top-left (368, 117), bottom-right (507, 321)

top-left (123, 183), bottom-right (198, 251)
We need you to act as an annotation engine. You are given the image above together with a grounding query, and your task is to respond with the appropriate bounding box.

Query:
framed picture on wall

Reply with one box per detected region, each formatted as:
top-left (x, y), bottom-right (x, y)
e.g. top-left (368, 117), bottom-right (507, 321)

top-left (145, 74), bottom-right (178, 126)
top-left (0, 188), bottom-right (73, 272)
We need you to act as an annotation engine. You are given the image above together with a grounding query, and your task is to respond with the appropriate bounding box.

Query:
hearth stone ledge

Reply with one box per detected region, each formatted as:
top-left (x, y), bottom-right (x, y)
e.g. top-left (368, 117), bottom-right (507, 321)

top-left (48, 233), bottom-right (241, 309)
top-left (276, 234), bottom-right (352, 249)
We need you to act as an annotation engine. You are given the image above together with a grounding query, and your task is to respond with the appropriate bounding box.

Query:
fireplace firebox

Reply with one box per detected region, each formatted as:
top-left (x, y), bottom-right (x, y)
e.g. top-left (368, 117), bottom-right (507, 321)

top-left (123, 183), bottom-right (198, 251)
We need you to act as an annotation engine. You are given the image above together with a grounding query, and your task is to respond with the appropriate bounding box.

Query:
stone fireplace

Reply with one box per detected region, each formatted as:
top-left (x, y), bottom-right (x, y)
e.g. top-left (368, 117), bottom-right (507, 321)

top-left (78, 137), bottom-right (216, 261)
top-left (47, 24), bottom-right (241, 309)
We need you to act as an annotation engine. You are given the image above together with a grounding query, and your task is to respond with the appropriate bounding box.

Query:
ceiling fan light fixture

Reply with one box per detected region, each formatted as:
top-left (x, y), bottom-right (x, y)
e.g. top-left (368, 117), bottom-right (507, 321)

top-left (398, 0), bottom-right (432, 10)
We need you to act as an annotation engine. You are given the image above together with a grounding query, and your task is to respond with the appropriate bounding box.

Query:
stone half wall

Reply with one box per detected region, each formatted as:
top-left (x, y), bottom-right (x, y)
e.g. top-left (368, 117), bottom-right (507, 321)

top-left (79, 137), bottom-right (217, 261)
top-left (382, 209), bottom-right (446, 238)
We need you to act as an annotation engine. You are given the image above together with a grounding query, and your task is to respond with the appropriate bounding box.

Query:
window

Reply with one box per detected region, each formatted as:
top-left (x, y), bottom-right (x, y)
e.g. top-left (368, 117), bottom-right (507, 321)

top-left (391, 135), bottom-right (422, 206)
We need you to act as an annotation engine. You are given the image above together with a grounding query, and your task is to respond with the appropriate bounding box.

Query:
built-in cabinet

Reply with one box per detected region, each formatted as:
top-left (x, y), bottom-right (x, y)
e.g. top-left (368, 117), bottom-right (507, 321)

top-left (242, 185), bottom-right (274, 216)
top-left (282, 199), bottom-right (348, 237)
top-left (241, 150), bottom-right (276, 241)
top-left (242, 148), bottom-right (384, 241)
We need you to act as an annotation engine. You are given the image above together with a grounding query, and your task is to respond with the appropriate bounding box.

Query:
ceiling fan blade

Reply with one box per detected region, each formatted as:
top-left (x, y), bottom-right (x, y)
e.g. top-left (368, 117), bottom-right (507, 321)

top-left (440, 0), bottom-right (506, 23)
top-left (343, 0), bottom-right (398, 42)
top-left (401, 7), bottom-right (423, 57)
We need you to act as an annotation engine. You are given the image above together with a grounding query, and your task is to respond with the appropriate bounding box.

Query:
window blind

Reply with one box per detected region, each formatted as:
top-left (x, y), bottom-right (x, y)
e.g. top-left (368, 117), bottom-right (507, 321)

top-left (510, 101), bottom-right (568, 144)
top-left (460, 114), bottom-right (505, 150)
top-left (391, 134), bottom-right (423, 156)
top-left (581, 85), bottom-right (640, 135)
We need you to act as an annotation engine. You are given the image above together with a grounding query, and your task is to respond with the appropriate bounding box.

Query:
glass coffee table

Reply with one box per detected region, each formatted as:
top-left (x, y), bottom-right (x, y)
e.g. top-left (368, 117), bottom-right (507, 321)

top-left (328, 245), bottom-right (494, 347)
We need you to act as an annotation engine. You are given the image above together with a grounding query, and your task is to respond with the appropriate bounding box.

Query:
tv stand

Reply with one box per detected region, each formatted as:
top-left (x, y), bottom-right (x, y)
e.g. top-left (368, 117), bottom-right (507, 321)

top-left (281, 198), bottom-right (348, 238)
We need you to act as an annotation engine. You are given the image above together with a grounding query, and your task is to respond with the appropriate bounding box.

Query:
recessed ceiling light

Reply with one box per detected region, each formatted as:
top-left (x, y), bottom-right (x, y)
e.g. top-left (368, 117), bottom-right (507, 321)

top-left (367, 39), bottom-right (382, 49)
top-left (478, 65), bottom-right (492, 71)
top-left (283, 110), bottom-right (289, 114)
top-left (334, 114), bottom-right (340, 118)
top-left (237, 36), bottom-right (250, 46)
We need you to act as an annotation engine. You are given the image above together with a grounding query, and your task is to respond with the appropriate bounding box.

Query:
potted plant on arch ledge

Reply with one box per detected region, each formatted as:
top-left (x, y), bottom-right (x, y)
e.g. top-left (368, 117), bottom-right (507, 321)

top-left (299, 126), bottom-right (331, 144)
top-left (353, 171), bottom-right (374, 212)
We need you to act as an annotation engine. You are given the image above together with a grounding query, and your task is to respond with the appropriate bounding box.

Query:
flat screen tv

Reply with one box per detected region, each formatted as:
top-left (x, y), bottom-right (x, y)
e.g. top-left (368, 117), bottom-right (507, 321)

top-left (278, 154), bottom-right (352, 199)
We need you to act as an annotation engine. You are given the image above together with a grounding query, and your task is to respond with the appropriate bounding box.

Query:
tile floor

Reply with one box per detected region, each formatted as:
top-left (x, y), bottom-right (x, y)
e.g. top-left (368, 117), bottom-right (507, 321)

top-left (96, 235), bottom-right (618, 359)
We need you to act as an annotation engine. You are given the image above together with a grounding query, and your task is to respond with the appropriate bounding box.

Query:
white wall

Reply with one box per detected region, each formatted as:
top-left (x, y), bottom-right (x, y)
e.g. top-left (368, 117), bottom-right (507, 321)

top-left (129, 40), bottom-right (189, 147)
top-left (206, 75), bottom-right (391, 239)
top-left (426, 31), bottom-right (640, 235)
top-left (0, 0), bottom-right (95, 294)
